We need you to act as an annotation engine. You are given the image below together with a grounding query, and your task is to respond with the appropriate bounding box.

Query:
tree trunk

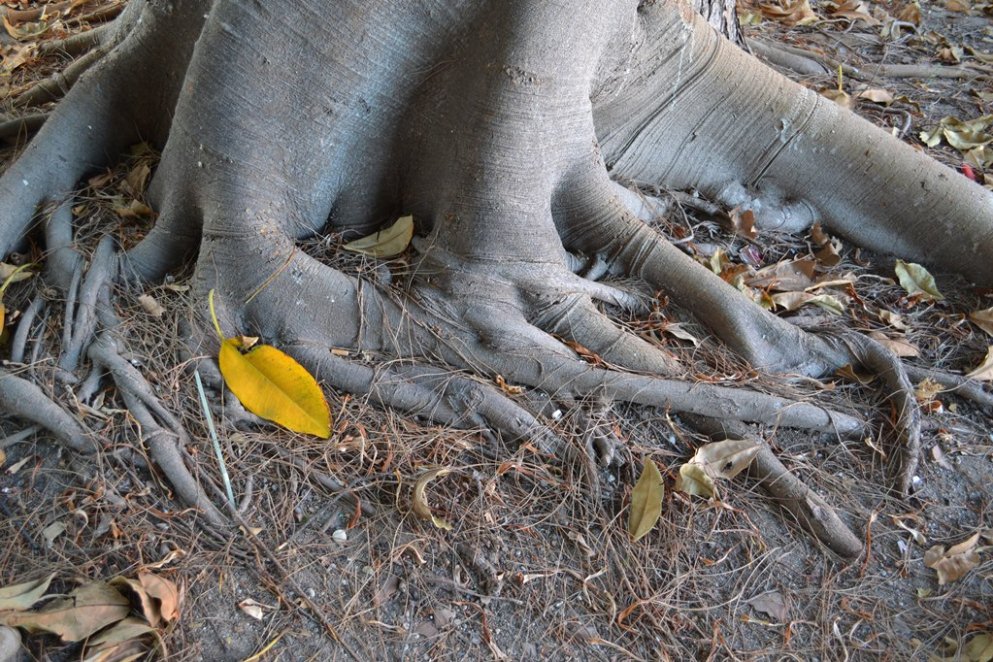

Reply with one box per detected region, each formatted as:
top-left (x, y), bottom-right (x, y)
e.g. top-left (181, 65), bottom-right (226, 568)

top-left (0, 0), bottom-right (989, 519)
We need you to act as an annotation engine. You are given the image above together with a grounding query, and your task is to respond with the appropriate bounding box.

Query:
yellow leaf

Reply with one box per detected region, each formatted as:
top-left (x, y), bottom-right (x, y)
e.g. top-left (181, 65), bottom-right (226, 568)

top-left (894, 260), bottom-right (944, 301)
top-left (629, 459), bottom-right (664, 542)
top-left (219, 339), bottom-right (331, 438)
top-left (412, 467), bottom-right (454, 530)
top-left (675, 463), bottom-right (716, 498)
top-left (966, 347), bottom-right (993, 381)
top-left (0, 263), bottom-right (34, 330)
top-left (342, 215), bottom-right (414, 258)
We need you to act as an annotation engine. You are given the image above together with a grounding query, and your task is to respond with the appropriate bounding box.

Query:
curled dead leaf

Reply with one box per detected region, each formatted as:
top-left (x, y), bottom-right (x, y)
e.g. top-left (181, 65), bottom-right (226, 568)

top-left (969, 307), bottom-right (993, 337)
top-left (412, 467), bottom-right (454, 530)
top-left (629, 459), bottom-right (664, 542)
top-left (868, 331), bottom-right (920, 357)
top-left (924, 533), bottom-right (981, 584)
top-left (342, 215), bottom-right (414, 258)
top-left (675, 439), bottom-right (761, 499)
top-left (0, 574), bottom-right (55, 612)
top-left (894, 260), bottom-right (944, 301)
top-left (966, 347), bottom-right (993, 381)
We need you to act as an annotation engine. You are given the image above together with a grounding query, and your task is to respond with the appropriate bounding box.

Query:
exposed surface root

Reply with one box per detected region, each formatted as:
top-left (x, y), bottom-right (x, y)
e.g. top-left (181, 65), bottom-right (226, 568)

top-left (684, 415), bottom-right (863, 558)
top-left (88, 333), bottom-right (227, 527)
top-left (0, 370), bottom-right (94, 454)
top-left (0, 113), bottom-right (48, 142)
top-left (14, 45), bottom-right (109, 107)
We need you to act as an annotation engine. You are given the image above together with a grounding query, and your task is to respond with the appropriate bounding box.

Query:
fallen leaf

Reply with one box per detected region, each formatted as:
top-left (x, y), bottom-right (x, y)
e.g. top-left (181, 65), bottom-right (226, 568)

top-left (662, 323), bottom-right (701, 347)
top-left (759, 0), bottom-right (820, 25)
top-left (894, 260), bottom-right (944, 301)
top-left (138, 294), bottom-right (165, 318)
top-left (814, 238), bottom-right (843, 266)
top-left (342, 215), bottom-right (414, 258)
top-left (915, 377), bottom-right (943, 404)
top-left (772, 291), bottom-right (846, 314)
top-left (83, 617), bottom-right (158, 651)
top-left (494, 374), bottom-right (523, 396)
top-left (924, 533), bottom-right (981, 584)
top-left (125, 162), bottom-right (151, 197)
top-left (210, 291), bottom-right (331, 438)
top-left (868, 331), bottom-right (920, 357)
top-left (729, 207), bottom-right (758, 239)
top-left (857, 87), bottom-right (894, 105)
top-left (946, 0), bottom-right (971, 10)
top-left (629, 459), bottom-right (664, 542)
top-left (41, 522), bottom-right (65, 548)
top-left (961, 633), bottom-right (993, 661)
top-left (969, 307), bottom-right (993, 337)
top-left (675, 439), bottom-right (761, 499)
top-left (746, 258), bottom-right (816, 291)
top-left (821, 88), bottom-right (853, 109)
top-left (878, 309), bottom-right (909, 330)
top-left (747, 591), bottom-right (789, 621)
top-left (966, 347), bottom-right (993, 380)
top-left (0, 581), bottom-right (130, 642)
top-left (412, 467), bottom-right (454, 530)
top-left (112, 199), bottom-right (154, 219)
top-left (237, 599), bottom-right (267, 621)
top-left (0, 574), bottom-right (55, 611)
top-left (675, 463), bottom-right (717, 498)
top-left (0, 263), bottom-right (34, 329)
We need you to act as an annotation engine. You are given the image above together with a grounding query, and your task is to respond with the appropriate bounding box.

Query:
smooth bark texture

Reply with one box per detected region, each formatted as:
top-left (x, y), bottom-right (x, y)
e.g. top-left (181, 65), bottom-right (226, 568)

top-left (1, 0), bottom-right (991, 537)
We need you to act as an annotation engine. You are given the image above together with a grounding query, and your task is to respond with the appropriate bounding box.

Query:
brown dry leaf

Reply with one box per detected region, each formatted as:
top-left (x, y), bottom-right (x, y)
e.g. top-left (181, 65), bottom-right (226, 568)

top-left (895, 0), bottom-right (921, 23)
top-left (0, 574), bottom-right (55, 611)
top-left (0, 581), bottom-right (130, 642)
top-left (868, 331), bottom-right (920, 357)
top-left (747, 591), bottom-right (790, 621)
top-left (814, 238), bottom-right (843, 266)
top-left (915, 377), bottom-right (943, 404)
top-left (137, 294), bottom-right (165, 318)
top-left (878, 309), bottom-right (909, 330)
top-left (81, 617), bottom-right (161, 661)
top-left (920, 115), bottom-right (993, 152)
top-left (125, 162), bottom-right (151, 197)
top-left (2, 15), bottom-right (52, 41)
top-left (837, 363), bottom-right (876, 385)
top-left (729, 207), bottom-right (758, 239)
top-left (137, 574), bottom-right (179, 624)
top-left (946, 0), bottom-right (971, 11)
top-left (113, 199), bottom-right (154, 219)
top-left (663, 323), bottom-right (702, 347)
top-left (771, 291), bottom-right (845, 315)
top-left (894, 260), bottom-right (944, 301)
top-left (342, 215), bottom-right (414, 258)
top-left (825, 0), bottom-right (879, 23)
top-left (746, 257), bottom-right (816, 291)
top-left (412, 467), bottom-right (454, 530)
top-left (924, 533), bottom-right (981, 584)
top-left (494, 374), bottom-right (523, 396)
top-left (0, 263), bottom-right (34, 329)
top-left (759, 0), bottom-right (820, 25)
top-left (675, 439), bottom-right (761, 499)
top-left (237, 599), bottom-right (267, 621)
top-left (960, 633), bottom-right (993, 661)
top-left (821, 88), bottom-right (853, 109)
top-left (966, 347), bottom-right (993, 380)
top-left (0, 43), bottom-right (34, 75)
top-left (629, 459), bottom-right (664, 542)
top-left (969, 307), bottom-right (993, 336)
top-left (857, 87), bottom-right (894, 105)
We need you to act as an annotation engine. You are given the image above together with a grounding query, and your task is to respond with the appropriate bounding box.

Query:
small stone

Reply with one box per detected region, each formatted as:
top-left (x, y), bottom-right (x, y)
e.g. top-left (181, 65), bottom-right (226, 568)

top-left (0, 626), bottom-right (22, 662)
top-left (332, 529), bottom-right (347, 544)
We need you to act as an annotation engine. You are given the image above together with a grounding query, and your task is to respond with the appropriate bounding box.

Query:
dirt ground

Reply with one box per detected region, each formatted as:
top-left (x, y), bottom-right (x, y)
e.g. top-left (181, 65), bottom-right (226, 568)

top-left (1, 1), bottom-right (993, 660)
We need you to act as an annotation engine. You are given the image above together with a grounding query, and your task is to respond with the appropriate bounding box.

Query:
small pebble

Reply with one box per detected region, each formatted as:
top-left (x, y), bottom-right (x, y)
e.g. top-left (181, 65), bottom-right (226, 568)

top-left (332, 529), bottom-right (347, 544)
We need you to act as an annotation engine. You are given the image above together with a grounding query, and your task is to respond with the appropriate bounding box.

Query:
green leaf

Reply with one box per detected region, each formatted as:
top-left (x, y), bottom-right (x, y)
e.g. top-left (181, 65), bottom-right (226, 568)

top-left (894, 260), bottom-right (944, 301)
top-left (343, 215), bottom-right (414, 258)
top-left (628, 459), bottom-right (664, 542)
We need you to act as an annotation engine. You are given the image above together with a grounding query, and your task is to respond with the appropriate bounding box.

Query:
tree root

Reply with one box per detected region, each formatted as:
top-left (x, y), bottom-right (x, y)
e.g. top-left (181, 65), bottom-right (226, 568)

top-left (0, 370), bottom-right (94, 453)
top-left (683, 415), bottom-right (863, 558)
top-left (14, 45), bottom-right (110, 108)
top-left (904, 366), bottom-right (993, 410)
top-left (0, 113), bottom-right (48, 143)
top-left (88, 332), bottom-right (227, 527)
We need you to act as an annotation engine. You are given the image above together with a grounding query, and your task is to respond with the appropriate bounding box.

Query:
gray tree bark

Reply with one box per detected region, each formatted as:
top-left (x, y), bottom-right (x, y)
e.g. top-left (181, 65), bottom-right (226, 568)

top-left (0, 0), bottom-right (989, 512)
